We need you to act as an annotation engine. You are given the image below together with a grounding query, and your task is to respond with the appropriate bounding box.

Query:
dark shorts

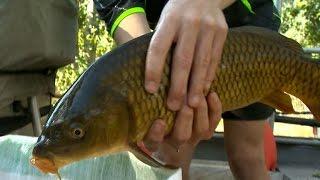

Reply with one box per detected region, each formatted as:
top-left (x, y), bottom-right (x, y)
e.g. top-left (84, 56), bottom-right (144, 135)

top-left (222, 103), bottom-right (275, 120)
top-left (221, 1), bottom-right (280, 121)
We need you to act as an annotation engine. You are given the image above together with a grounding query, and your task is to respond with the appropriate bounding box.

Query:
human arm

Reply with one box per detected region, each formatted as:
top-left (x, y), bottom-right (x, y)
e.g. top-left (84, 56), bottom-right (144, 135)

top-left (93, 0), bottom-right (149, 44)
top-left (113, 13), bottom-right (151, 45)
top-left (144, 0), bottom-right (236, 111)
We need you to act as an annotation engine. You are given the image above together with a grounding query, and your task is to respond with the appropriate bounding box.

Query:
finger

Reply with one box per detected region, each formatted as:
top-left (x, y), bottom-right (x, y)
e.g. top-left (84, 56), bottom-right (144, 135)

top-left (204, 92), bottom-right (222, 139)
top-left (168, 105), bottom-right (193, 149)
top-left (167, 18), bottom-right (200, 111)
top-left (145, 17), bottom-right (178, 93)
top-left (143, 119), bottom-right (166, 152)
top-left (193, 95), bottom-right (209, 140)
top-left (205, 18), bottom-right (228, 90)
top-left (188, 22), bottom-right (215, 107)
top-left (203, 47), bottom-right (212, 95)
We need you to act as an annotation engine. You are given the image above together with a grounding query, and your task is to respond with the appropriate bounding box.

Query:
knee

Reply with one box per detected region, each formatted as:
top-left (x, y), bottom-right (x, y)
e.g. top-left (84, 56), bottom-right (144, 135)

top-left (226, 147), bottom-right (269, 180)
top-left (228, 151), bottom-right (264, 167)
top-left (227, 145), bottom-right (265, 170)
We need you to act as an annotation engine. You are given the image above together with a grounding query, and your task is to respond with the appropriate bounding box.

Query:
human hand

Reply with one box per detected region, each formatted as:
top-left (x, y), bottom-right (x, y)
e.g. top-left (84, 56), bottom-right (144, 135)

top-left (145, 0), bottom-right (230, 111)
top-left (140, 92), bottom-right (222, 176)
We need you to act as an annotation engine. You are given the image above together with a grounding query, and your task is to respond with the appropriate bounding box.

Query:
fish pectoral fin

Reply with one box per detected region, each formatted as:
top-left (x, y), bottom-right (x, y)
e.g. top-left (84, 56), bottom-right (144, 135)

top-left (260, 91), bottom-right (296, 113)
top-left (129, 143), bottom-right (165, 168)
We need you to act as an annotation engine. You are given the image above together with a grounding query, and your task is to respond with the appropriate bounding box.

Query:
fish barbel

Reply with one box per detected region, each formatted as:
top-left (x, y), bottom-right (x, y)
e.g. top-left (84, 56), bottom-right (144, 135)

top-left (31, 26), bottom-right (320, 175)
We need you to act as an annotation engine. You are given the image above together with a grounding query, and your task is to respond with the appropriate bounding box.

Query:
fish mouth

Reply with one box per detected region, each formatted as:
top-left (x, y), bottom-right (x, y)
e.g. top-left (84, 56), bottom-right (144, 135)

top-left (30, 155), bottom-right (59, 174)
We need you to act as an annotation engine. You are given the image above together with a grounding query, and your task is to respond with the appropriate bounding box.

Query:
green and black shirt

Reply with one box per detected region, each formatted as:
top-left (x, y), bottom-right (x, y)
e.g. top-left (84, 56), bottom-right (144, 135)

top-left (93, 0), bottom-right (281, 37)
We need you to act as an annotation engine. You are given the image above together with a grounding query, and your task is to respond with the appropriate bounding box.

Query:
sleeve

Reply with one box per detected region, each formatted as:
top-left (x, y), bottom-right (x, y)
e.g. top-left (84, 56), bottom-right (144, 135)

top-left (93, 0), bottom-right (145, 37)
top-left (239, 0), bottom-right (254, 14)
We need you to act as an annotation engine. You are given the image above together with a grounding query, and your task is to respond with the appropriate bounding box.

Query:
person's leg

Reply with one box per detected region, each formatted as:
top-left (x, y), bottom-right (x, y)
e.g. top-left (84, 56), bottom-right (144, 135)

top-left (224, 120), bottom-right (269, 180)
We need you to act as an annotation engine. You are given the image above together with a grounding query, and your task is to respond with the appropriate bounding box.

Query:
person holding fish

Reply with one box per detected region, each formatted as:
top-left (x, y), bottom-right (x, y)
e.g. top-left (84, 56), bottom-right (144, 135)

top-left (94, 0), bottom-right (280, 179)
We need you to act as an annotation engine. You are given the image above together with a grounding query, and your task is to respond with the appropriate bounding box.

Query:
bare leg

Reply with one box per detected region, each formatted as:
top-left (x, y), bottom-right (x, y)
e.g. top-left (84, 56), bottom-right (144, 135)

top-left (224, 120), bottom-right (269, 180)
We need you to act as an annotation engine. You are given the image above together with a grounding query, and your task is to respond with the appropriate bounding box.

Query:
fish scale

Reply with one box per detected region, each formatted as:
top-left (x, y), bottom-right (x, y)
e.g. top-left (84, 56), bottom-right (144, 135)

top-left (126, 66), bottom-right (175, 141)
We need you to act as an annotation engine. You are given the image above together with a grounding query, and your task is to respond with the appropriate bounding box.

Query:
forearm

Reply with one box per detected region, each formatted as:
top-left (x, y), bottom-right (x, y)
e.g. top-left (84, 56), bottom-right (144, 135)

top-left (113, 0), bottom-right (236, 45)
top-left (114, 13), bottom-right (151, 45)
top-left (219, 0), bottom-right (236, 9)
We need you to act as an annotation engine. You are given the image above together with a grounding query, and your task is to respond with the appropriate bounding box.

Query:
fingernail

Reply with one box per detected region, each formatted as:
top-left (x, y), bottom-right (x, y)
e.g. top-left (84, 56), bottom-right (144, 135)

top-left (167, 99), bottom-right (181, 111)
top-left (205, 83), bottom-right (211, 93)
top-left (145, 81), bottom-right (158, 93)
top-left (153, 121), bottom-right (165, 131)
top-left (189, 95), bottom-right (200, 107)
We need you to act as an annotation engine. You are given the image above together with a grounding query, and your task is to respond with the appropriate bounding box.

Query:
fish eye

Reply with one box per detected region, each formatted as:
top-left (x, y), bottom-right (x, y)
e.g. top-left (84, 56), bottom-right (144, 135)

top-left (71, 127), bottom-right (85, 139)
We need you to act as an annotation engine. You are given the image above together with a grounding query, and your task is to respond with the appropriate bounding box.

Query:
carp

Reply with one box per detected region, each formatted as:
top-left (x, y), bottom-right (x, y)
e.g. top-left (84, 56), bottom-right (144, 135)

top-left (31, 26), bottom-right (320, 176)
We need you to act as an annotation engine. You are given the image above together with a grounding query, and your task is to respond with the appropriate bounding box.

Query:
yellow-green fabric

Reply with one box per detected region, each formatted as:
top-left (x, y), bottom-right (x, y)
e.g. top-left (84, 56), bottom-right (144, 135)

top-left (241, 0), bottom-right (254, 14)
top-left (110, 7), bottom-right (145, 37)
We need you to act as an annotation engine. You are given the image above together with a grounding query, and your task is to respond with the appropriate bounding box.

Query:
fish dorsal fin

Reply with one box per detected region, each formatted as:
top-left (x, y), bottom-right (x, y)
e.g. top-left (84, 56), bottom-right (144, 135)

top-left (260, 90), bottom-right (296, 113)
top-left (230, 26), bottom-right (303, 53)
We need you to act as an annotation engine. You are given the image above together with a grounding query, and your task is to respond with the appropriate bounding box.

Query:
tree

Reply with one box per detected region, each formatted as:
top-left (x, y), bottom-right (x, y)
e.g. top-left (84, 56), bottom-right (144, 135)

top-left (55, 0), bottom-right (115, 94)
top-left (280, 0), bottom-right (320, 47)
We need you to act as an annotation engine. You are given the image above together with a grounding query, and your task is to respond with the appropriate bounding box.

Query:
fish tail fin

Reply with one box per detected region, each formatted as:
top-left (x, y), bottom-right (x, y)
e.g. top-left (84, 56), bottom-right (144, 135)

top-left (285, 57), bottom-right (320, 121)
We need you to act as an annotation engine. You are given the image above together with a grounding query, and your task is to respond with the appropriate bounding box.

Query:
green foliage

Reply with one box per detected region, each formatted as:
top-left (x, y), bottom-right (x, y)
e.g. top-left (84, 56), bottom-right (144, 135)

top-left (55, 0), bottom-right (115, 94)
top-left (280, 0), bottom-right (320, 47)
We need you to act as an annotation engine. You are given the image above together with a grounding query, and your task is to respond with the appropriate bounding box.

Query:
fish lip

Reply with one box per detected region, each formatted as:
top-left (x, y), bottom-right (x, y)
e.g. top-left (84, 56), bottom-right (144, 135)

top-left (30, 155), bottom-right (59, 174)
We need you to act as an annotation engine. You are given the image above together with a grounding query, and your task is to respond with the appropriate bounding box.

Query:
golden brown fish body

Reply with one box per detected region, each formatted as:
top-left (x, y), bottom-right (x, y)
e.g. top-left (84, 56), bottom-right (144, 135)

top-left (31, 26), bottom-right (320, 175)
